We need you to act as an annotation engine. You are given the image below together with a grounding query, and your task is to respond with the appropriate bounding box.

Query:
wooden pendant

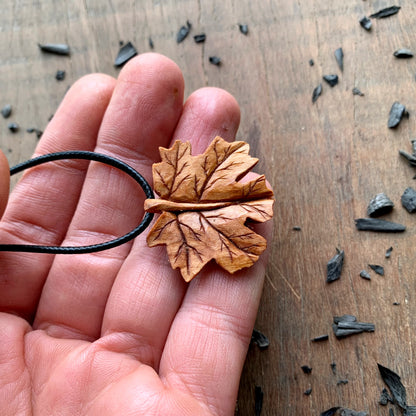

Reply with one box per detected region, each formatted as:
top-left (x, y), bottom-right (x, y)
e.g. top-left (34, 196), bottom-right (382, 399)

top-left (144, 136), bottom-right (274, 281)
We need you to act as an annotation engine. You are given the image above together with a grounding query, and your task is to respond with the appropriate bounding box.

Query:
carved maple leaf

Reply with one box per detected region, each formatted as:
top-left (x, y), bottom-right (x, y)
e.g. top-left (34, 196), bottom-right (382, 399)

top-left (144, 136), bottom-right (274, 281)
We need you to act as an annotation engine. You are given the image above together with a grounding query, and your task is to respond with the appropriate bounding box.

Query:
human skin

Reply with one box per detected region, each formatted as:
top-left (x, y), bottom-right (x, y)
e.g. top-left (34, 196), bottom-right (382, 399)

top-left (0, 53), bottom-right (272, 416)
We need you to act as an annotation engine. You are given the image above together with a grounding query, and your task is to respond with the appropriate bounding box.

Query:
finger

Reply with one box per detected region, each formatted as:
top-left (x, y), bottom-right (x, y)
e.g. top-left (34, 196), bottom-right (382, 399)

top-left (0, 150), bottom-right (10, 217)
top-left (34, 54), bottom-right (185, 340)
top-left (160, 222), bottom-right (273, 416)
top-left (100, 87), bottom-right (241, 368)
top-left (173, 87), bottom-right (241, 153)
top-left (0, 74), bottom-right (116, 319)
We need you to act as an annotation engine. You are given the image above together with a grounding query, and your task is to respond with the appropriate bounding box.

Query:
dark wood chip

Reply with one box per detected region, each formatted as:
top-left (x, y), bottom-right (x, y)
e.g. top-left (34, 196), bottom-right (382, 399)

top-left (370, 6), bottom-right (401, 19)
top-left (311, 334), bottom-right (329, 342)
top-left (38, 43), bottom-right (70, 55)
top-left (148, 37), bottom-right (154, 49)
top-left (255, 386), bottom-right (263, 416)
top-left (331, 362), bottom-right (337, 374)
top-left (326, 248), bottom-right (344, 283)
top-left (333, 315), bottom-right (375, 338)
top-left (393, 301), bottom-right (401, 306)
top-left (355, 218), bottom-right (406, 232)
top-left (193, 33), bottom-right (206, 43)
top-left (292, 226), bottom-right (302, 231)
top-left (379, 387), bottom-right (393, 405)
top-left (55, 70), bottom-right (65, 81)
top-left (336, 320), bottom-right (375, 332)
top-left (367, 193), bottom-right (394, 217)
top-left (304, 388), bottom-right (312, 396)
top-left (309, 59), bottom-right (314, 66)
top-left (401, 187), bottom-right (416, 213)
top-left (369, 264), bottom-right (384, 275)
top-left (388, 101), bottom-right (407, 128)
top-left (352, 87), bottom-right (364, 96)
top-left (359, 16), bottom-right (372, 30)
top-left (312, 83), bottom-right (322, 103)
top-left (360, 270), bottom-right (371, 280)
top-left (320, 407), bottom-right (341, 416)
top-left (334, 321), bottom-right (375, 336)
top-left (251, 329), bottom-right (270, 349)
top-left (385, 246), bottom-right (393, 258)
top-left (377, 363), bottom-right (407, 410)
top-left (209, 56), bottom-right (221, 66)
top-left (8, 122), bottom-right (19, 133)
top-left (301, 365), bottom-right (312, 374)
top-left (177, 21), bottom-right (192, 43)
top-left (333, 325), bottom-right (374, 338)
top-left (1, 104), bottom-right (12, 118)
top-left (399, 149), bottom-right (416, 166)
top-left (337, 379), bottom-right (349, 385)
top-left (334, 47), bottom-right (344, 71)
top-left (323, 74), bottom-right (339, 87)
top-left (239, 24), bottom-right (249, 35)
top-left (26, 127), bottom-right (43, 139)
top-left (394, 49), bottom-right (414, 58)
top-left (114, 41), bottom-right (138, 67)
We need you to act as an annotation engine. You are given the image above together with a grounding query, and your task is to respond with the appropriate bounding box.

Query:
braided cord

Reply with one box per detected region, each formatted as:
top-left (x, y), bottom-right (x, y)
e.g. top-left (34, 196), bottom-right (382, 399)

top-left (0, 151), bottom-right (154, 254)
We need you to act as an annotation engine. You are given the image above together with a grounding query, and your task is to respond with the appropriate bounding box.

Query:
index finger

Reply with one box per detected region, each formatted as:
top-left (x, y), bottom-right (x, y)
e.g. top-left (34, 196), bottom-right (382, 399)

top-left (0, 74), bottom-right (116, 319)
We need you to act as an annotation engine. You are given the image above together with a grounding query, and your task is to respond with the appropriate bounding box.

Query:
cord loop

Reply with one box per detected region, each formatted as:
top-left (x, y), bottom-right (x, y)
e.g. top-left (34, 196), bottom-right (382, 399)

top-left (0, 151), bottom-right (154, 254)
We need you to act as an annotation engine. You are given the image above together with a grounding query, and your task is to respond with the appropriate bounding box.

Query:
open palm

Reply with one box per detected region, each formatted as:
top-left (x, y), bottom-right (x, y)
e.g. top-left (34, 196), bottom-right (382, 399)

top-left (0, 54), bottom-right (271, 416)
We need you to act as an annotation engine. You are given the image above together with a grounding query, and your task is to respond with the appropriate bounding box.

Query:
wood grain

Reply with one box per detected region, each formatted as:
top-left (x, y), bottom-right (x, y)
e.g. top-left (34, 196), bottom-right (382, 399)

top-left (2, 0), bottom-right (416, 414)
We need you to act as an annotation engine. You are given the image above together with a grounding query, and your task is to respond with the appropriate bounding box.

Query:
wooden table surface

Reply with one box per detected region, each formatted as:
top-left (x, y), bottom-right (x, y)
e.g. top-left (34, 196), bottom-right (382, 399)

top-left (2, 1), bottom-right (416, 414)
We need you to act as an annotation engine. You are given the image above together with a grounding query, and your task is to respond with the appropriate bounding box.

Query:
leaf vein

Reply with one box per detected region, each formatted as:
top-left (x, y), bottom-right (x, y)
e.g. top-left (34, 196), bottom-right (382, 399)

top-left (198, 141), bottom-right (246, 201)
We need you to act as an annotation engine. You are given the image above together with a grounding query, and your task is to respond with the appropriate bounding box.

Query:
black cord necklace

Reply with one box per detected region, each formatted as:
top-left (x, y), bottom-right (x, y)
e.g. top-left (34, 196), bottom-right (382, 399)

top-left (0, 151), bottom-right (154, 254)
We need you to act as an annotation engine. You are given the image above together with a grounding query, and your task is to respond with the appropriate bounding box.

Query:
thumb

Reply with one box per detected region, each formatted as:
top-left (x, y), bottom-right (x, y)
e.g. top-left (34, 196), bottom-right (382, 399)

top-left (0, 150), bottom-right (10, 218)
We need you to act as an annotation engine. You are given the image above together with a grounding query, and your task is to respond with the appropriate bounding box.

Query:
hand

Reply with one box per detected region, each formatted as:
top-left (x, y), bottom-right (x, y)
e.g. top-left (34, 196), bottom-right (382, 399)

top-left (0, 54), bottom-right (272, 416)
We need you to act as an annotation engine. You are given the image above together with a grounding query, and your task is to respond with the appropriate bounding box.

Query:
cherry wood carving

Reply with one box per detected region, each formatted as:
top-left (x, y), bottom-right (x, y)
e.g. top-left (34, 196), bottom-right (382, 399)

top-left (144, 136), bottom-right (274, 281)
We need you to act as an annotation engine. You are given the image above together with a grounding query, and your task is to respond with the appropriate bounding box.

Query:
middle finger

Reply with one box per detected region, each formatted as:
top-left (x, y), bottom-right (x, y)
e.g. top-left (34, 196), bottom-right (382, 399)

top-left (101, 87), bottom-right (241, 368)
